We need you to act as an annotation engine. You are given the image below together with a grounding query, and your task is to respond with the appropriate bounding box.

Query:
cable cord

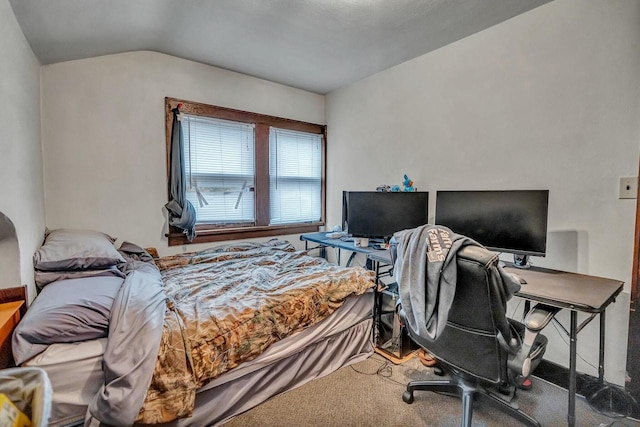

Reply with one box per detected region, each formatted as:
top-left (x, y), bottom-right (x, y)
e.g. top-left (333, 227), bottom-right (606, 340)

top-left (349, 354), bottom-right (418, 388)
top-left (550, 320), bottom-right (599, 372)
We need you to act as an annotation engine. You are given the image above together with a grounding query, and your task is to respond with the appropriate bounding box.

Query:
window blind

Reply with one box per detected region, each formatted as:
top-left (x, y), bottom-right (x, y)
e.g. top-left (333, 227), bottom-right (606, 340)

top-left (182, 115), bottom-right (255, 224)
top-left (269, 128), bottom-right (322, 225)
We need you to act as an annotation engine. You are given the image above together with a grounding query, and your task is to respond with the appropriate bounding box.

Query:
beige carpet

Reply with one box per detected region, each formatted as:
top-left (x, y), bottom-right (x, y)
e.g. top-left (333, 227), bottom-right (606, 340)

top-left (224, 353), bottom-right (640, 427)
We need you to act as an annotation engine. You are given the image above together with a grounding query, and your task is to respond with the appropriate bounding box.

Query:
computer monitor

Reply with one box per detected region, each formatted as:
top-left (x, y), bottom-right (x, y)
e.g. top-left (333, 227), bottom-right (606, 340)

top-left (435, 190), bottom-right (549, 268)
top-left (342, 191), bottom-right (429, 241)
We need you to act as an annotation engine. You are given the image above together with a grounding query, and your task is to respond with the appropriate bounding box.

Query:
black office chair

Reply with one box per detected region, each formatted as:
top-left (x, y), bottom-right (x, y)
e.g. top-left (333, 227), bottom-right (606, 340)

top-left (392, 243), bottom-right (557, 427)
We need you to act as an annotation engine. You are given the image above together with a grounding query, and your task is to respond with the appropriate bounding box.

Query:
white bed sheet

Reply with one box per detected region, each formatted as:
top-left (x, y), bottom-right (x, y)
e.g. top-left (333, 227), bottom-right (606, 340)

top-left (25, 338), bottom-right (106, 426)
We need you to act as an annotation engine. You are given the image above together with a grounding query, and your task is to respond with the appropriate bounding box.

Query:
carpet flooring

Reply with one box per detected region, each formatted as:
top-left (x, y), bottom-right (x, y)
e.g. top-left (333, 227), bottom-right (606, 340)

top-left (224, 353), bottom-right (640, 427)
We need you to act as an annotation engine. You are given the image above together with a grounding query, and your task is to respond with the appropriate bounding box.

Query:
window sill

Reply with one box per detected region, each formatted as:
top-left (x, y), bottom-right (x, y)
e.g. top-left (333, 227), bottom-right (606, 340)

top-left (167, 223), bottom-right (322, 246)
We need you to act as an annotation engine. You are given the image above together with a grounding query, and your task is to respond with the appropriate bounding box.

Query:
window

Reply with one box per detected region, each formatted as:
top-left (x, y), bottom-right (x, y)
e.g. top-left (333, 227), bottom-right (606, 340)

top-left (183, 115), bottom-right (256, 225)
top-left (269, 128), bottom-right (322, 225)
top-left (166, 98), bottom-right (325, 245)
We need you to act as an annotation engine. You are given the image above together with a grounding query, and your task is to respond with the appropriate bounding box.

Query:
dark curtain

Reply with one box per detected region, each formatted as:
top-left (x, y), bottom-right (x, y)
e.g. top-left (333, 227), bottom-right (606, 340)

top-left (165, 107), bottom-right (196, 241)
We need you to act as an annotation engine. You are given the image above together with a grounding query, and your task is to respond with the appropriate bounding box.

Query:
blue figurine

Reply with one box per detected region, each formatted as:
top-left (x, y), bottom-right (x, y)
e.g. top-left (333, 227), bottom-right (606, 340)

top-left (403, 174), bottom-right (416, 192)
top-left (391, 185), bottom-right (400, 192)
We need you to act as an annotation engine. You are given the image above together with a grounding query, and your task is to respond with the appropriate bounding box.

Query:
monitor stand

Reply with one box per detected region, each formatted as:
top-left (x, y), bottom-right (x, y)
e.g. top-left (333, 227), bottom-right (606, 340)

top-left (512, 254), bottom-right (531, 269)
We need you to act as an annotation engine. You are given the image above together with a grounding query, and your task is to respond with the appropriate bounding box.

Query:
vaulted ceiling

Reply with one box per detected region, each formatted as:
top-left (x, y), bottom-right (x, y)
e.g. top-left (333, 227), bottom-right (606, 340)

top-left (10, 0), bottom-right (552, 94)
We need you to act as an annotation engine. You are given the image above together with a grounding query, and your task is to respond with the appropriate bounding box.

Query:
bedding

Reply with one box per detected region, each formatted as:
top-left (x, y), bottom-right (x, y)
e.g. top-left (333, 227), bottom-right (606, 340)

top-left (12, 276), bottom-right (124, 364)
top-left (33, 229), bottom-right (125, 272)
top-left (34, 266), bottom-right (125, 289)
top-left (26, 294), bottom-right (373, 427)
top-left (18, 238), bottom-right (375, 426)
top-left (24, 339), bottom-right (107, 426)
top-left (33, 228), bottom-right (127, 289)
top-left (117, 241), bottom-right (156, 264)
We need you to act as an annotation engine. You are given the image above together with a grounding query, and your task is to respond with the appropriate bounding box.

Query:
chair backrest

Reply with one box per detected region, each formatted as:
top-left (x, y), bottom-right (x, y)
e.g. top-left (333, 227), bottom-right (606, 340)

top-left (399, 244), bottom-right (515, 384)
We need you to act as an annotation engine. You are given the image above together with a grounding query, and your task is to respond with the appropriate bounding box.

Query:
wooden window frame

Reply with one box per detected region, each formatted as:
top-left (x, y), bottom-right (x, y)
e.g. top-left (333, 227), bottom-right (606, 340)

top-left (165, 97), bottom-right (326, 246)
top-left (631, 156), bottom-right (640, 310)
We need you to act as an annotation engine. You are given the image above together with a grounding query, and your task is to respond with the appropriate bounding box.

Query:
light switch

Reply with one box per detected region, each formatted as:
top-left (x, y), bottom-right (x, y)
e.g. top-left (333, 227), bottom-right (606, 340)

top-left (619, 177), bottom-right (638, 199)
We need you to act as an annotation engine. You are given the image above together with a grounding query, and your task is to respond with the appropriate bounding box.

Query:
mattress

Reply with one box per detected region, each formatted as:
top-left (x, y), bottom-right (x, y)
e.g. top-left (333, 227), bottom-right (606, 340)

top-left (26, 290), bottom-right (373, 426)
top-left (24, 339), bottom-right (106, 426)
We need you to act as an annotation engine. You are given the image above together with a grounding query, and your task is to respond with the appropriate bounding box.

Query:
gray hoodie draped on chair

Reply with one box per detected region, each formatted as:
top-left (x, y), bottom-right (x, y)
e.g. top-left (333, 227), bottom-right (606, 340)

top-left (393, 224), bottom-right (520, 341)
top-left (165, 106), bottom-right (197, 241)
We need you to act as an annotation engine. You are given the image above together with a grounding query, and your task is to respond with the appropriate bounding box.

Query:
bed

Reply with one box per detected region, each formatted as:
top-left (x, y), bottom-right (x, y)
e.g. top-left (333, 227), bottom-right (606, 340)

top-left (13, 230), bottom-right (376, 426)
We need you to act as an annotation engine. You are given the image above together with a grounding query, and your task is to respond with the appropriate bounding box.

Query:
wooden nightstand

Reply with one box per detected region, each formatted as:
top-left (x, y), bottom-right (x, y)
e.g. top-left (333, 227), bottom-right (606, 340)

top-left (0, 301), bottom-right (24, 368)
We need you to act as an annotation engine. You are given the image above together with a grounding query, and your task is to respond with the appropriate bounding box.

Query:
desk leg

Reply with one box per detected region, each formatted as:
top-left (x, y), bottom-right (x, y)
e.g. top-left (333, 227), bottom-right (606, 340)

top-left (599, 310), bottom-right (605, 384)
top-left (568, 310), bottom-right (577, 427)
top-left (305, 241), bottom-right (327, 260)
top-left (346, 252), bottom-right (356, 267)
top-left (372, 260), bottom-right (381, 346)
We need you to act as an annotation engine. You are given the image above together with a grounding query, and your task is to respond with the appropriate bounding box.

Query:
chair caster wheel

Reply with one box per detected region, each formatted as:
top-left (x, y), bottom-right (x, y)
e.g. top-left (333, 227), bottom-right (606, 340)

top-left (402, 391), bottom-right (414, 404)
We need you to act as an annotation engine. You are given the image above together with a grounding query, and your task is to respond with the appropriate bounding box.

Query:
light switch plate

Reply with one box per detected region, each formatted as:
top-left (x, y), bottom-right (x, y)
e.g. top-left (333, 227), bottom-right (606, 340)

top-left (619, 177), bottom-right (638, 199)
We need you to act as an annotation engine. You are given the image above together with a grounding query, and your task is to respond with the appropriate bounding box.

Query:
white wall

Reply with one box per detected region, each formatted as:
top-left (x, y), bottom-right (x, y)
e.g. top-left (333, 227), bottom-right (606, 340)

top-left (0, 212), bottom-right (20, 288)
top-left (41, 51), bottom-right (325, 255)
top-left (326, 0), bottom-right (640, 385)
top-left (0, 0), bottom-right (45, 299)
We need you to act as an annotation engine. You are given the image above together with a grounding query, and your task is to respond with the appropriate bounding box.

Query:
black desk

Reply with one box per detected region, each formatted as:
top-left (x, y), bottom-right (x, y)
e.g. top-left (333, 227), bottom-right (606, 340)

top-left (504, 264), bottom-right (624, 427)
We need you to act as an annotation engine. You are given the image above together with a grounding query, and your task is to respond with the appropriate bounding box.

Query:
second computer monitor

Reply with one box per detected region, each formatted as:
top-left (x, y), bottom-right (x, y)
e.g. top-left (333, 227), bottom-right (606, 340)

top-left (435, 190), bottom-right (549, 261)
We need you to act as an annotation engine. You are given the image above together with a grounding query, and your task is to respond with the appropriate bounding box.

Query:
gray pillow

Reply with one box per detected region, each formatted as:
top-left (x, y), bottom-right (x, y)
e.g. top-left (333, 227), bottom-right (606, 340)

top-left (12, 276), bottom-right (123, 364)
top-left (33, 229), bottom-right (125, 271)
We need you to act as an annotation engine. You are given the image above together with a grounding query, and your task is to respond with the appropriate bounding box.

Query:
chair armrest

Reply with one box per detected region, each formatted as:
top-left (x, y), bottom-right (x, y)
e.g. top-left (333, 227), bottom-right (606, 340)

top-left (524, 304), bottom-right (561, 332)
top-left (507, 304), bottom-right (559, 378)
